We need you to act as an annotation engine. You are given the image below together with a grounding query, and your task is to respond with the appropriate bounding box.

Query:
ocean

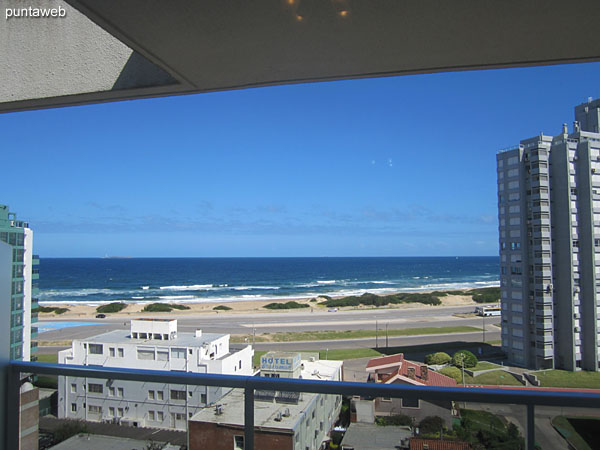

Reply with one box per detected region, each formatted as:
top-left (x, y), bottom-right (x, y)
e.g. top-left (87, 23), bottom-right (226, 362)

top-left (37, 257), bottom-right (499, 306)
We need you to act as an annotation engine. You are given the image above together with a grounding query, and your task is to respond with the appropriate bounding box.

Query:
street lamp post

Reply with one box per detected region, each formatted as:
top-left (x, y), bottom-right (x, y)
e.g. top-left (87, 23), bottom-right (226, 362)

top-left (385, 323), bottom-right (389, 348)
top-left (375, 319), bottom-right (379, 349)
top-left (482, 314), bottom-right (486, 343)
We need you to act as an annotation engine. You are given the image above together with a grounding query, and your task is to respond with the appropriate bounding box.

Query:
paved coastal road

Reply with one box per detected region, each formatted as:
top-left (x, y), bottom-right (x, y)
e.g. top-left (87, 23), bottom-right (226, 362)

top-left (37, 305), bottom-right (500, 352)
top-left (38, 305), bottom-right (498, 336)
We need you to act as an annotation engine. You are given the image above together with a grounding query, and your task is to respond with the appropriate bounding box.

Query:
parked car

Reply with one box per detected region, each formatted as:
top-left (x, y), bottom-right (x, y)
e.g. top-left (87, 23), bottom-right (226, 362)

top-left (328, 308), bottom-right (338, 312)
top-left (96, 313), bottom-right (106, 318)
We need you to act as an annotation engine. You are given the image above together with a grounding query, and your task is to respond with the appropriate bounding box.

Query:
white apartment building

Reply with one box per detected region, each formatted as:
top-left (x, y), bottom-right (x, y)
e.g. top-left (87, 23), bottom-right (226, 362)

top-left (497, 98), bottom-right (600, 371)
top-left (57, 319), bottom-right (254, 430)
top-left (189, 352), bottom-right (344, 450)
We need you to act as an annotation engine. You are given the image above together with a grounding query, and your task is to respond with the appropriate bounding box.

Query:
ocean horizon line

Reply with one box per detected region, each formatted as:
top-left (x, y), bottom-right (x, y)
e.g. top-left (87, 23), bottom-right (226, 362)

top-left (39, 255), bottom-right (499, 259)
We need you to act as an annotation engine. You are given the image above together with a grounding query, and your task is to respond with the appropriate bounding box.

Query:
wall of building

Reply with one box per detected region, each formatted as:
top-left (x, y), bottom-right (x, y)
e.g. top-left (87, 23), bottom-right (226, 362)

top-left (0, 242), bottom-right (13, 445)
top-left (189, 422), bottom-right (293, 450)
top-left (22, 229), bottom-right (33, 362)
top-left (19, 384), bottom-right (38, 450)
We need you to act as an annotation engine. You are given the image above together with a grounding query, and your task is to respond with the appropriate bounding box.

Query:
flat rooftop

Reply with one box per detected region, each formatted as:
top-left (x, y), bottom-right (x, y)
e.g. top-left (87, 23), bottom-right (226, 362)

top-left (191, 359), bottom-right (343, 429)
top-left (341, 423), bottom-right (412, 450)
top-left (48, 433), bottom-right (180, 450)
top-left (76, 329), bottom-right (227, 348)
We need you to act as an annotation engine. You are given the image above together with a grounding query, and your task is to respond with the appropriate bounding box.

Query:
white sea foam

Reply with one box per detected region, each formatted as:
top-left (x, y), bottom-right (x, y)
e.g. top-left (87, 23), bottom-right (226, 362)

top-left (39, 277), bottom-right (500, 306)
top-left (159, 284), bottom-right (213, 291)
top-left (233, 286), bottom-right (280, 290)
top-left (142, 286), bottom-right (150, 290)
top-left (39, 288), bottom-right (118, 298)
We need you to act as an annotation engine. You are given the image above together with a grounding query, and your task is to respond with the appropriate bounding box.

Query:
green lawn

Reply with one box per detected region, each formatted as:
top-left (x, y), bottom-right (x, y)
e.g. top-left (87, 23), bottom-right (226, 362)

top-left (532, 370), bottom-right (600, 389)
top-left (471, 361), bottom-right (501, 371)
top-left (551, 416), bottom-right (592, 450)
top-left (36, 354), bottom-right (58, 363)
top-left (464, 370), bottom-right (522, 386)
top-left (246, 326), bottom-right (481, 343)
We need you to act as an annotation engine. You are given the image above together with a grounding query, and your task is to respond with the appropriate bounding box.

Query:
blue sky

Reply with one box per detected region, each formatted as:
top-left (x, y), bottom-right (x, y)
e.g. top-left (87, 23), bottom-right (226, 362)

top-left (3, 62), bottom-right (600, 257)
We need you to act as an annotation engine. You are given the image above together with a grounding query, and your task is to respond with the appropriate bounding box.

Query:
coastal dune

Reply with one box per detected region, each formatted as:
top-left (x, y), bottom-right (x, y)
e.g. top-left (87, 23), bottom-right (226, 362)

top-left (39, 289), bottom-right (490, 320)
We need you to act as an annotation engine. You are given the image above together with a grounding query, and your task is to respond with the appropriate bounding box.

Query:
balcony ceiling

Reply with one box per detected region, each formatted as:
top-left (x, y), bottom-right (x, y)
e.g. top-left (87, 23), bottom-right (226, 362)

top-left (3, 0), bottom-right (600, 112)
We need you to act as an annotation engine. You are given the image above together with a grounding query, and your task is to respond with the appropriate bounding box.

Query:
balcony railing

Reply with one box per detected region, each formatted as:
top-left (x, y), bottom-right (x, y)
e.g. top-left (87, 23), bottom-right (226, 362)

top-left (7, 361), bottom-right (600, 450)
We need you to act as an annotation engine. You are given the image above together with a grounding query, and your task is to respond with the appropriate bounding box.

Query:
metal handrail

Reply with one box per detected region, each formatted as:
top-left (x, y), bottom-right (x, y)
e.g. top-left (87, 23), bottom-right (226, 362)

top-left (8, 361), bottom-right (600, 450)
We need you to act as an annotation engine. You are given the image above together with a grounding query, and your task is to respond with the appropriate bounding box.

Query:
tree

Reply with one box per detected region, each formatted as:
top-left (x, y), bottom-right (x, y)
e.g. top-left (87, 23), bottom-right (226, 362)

top-left (419, 416), bottom-right (445, 434)
top-left (452, 350), bottom-right (478, 368)
top-left (424, 352), bottom-right (452, 365)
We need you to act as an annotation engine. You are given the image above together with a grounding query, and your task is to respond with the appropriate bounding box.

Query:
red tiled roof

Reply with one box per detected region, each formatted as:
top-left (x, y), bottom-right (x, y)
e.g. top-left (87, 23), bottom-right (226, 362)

top-left (366, 353), bottom-right (404, 369)
top-left (368, 353), bottom-right (457, 387)
top-left (410, 438), bottom-right (471, 450)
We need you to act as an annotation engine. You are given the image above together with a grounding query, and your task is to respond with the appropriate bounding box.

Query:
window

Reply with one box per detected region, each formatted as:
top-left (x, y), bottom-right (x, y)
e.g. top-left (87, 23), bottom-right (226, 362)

top-left (109, 407), bottom-right (115, 417)
top-left (188, 391), bottom-right (193, 398)
top-left (157, 350), bottom-right (169, 361)
top-left (157, 391), bottom-right (164, 401)
top-left (175, 413), bottom-right (185, 420)
top-left (70, 383), bottom-right (76, 393)
top-left (109, 387), bottom-right (115, 397)
top-left (117, 387), bottom-right (124, 397)
top-left (381, 397), bottom-right (392, 402)
top-left (239, 360), bottom-right (242, 370)
top-left (109, 347), bottom-right (115, 357)
top-left (88, 383), bottom-right (103, 394)
top-left (234, 436), bottom-right (244, 450)
top-left (118, 348), bottom-right (124, 357)
top-left (88, 405), bottom-right (102, 414)
top-left (201, 393), bottom-right (207, 403)
top-left (117, 408), bottom-right (124, 418)
top-left (401, 398), bottom-right (420, 408)
top-left (71, 403), bottom-right (77, 413)
top-left (89, 344), bottom-right (103, 355)
top-left (148, 390), bottom-right (155, 400)
top-left (157, 411), bottom-right (164, 421)
top-left (171, 390), bottom-right (186, 400)
top-left (137, 348), bottom-right (155, 360)
top-left (148, 411), bottom-right (155, 421)
top-left (171, 348), bottom-right (186, 359)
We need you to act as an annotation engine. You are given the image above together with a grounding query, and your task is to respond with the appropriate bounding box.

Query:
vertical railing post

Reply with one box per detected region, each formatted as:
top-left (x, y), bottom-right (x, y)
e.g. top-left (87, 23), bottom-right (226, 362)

top-left (244, 385), bottom-right (254, 450)
top-left (6, 364), bottom-right (20, 450)
top-left (526, 403), bottom-right (535, 450)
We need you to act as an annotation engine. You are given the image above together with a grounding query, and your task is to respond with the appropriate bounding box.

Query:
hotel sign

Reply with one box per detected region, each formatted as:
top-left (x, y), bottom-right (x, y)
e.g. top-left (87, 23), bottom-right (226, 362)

top-left (260, 353), bottom-right (300, 372)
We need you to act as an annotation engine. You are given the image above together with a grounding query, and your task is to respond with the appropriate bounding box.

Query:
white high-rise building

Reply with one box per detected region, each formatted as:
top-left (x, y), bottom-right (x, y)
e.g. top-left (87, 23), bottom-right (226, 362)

top-left (0, 204), bottom-right (39, 362)
top-left (497, 99), bottom-right (600, 371)
top-left (58, 319), bottom-right (254, 430)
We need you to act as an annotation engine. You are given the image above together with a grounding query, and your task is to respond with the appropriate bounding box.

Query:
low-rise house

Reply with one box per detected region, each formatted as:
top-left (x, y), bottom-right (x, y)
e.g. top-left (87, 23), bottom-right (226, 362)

top-left (57, 318), bottom-right (253, 430)
top-left (188, 352), bottom-right (343, 450)
top-left (352, 354), bottom-right (457, 427)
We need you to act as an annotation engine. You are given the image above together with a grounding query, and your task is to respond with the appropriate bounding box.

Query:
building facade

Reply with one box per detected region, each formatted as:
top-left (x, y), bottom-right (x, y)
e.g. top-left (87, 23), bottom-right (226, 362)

top-left (189, 352), bottom-right (344, 450)
top-left (497, 98), bottom-right (600, 370)
top-left (0, 204), bottom-right (39, 362)
top-left (57, 319), bottom-right (253, 430)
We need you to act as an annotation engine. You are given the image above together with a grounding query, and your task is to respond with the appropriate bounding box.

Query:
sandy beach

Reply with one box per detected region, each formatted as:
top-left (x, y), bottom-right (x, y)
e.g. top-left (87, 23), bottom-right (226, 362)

top-left (38, 290), bottom-right (486, 320)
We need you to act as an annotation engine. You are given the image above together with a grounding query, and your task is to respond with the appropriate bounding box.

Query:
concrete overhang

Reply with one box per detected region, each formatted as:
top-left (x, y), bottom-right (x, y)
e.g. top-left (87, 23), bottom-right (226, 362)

top-left (2, 0), bottom-right (600, 113)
